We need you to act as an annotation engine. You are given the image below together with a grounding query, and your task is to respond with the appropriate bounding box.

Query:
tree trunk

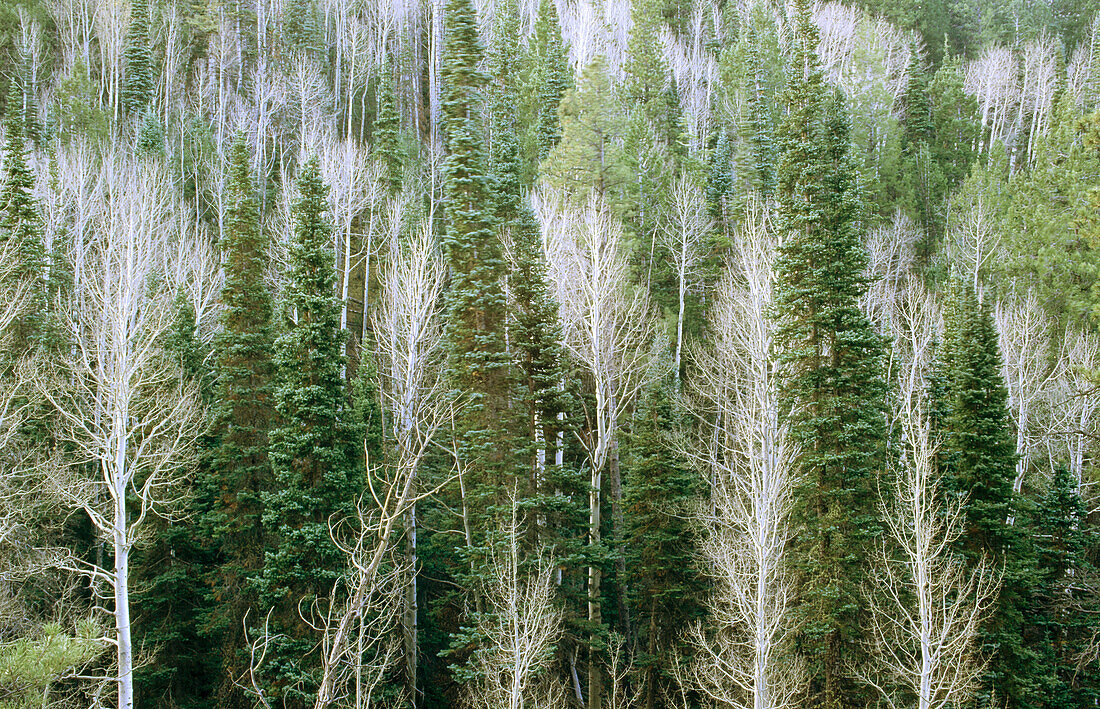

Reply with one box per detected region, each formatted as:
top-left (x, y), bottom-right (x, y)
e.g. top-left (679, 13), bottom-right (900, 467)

top-left (588, 462), bottom-right (602, 709)
top-left (404, 501), bottom-right (418, 708)
top-left (115, 486), bottom-right (133, 709)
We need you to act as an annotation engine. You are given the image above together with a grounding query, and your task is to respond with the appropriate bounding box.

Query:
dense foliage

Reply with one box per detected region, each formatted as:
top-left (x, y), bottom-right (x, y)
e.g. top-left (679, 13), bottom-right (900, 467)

top-left (2, 0), bottom-right (1100, 708)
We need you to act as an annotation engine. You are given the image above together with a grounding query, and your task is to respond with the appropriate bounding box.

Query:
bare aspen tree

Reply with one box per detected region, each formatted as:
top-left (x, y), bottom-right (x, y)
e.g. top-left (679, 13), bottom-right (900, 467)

top-left (684, 198), bottom-right (803, 709)
top-left (994, 292), bottom-right (1060, 493)
top-left (32, 155), bottom-right (207, 709)
top-left (945, 194), bottom-right (1001, 293)
top-left (860, 285), bottom-right (1000, 709)
top-left (372, 220), bottom-right (449, 706)
top-left (92, 0), bottom-right (128, 120)
top-left (965, 47), bottom-right (1019, 156)
top-left (318, 140), bottom-right (384, 369)
top-left (862, 210), bottom-right (919, 334)
top-left (540, 189), bottom-right (664, 709)
top-left (1052, 329), bottom-right (1100, 497)
top-left (465, 504), bottom-right (565, 709)
top-left (658, 172), bottom-right (712, 383)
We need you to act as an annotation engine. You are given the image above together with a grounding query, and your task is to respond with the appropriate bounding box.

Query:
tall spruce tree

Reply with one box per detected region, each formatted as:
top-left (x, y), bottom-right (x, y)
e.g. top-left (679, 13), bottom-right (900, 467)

top-left (257, 156), bottom-right (360, 707)
top-left (122, 0), bottom-right (153, 117)
top-left (373, 68), bottom-right (403, 194)
top-left (932, 279), bottom-right (1043, 708)
top-left (532, 0), bottom-right (571, 163)
top-left (438, 0), bottom-right (515, 525)
top-left (199, 135), bottom-right (277, 707)
top-left (771, 4), bottom-right (887, 707)
top-left (623, 379), bottom-right (705, 709)
top-left (1030, 465), bottom-right (1100, 708)
top-left (0, 84), bottom-right (46, 357)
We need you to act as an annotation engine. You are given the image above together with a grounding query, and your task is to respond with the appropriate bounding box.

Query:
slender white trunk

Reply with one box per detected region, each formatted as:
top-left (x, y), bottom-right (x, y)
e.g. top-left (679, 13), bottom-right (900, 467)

top-left (114, 431), bottom-right (133, 709)
top-left (405, 498), bottom-right (418, 708)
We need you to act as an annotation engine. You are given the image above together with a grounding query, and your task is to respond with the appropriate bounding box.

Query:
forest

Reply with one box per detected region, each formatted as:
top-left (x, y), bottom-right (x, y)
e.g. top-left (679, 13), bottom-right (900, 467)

top-left (1, 0), bottom-right (1100, 706)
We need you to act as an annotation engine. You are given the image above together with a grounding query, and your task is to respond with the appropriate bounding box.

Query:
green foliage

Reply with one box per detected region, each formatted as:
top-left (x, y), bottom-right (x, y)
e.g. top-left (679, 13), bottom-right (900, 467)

top-left (122, 0), bottom-right (153, 117)
top-left (540, 58), bottom-right (632, 210)
top-left (0, 87), bottom-right (46, 357)
top-left (0, 620), bottom-right (107, 707)
top-left (932, 279), bottom-right (1042, 708)
top-left (1028, 465), bottom-right (1100, 707)
top-left (257, 156), bottom-right (361, 706)
top-left (55, 55), bottom-right (107, 144)
top-left (197, 135), bottom-right (277, 706)
top-left (771, 5), bottom-right (887, 707)
top-left (623, 379), bottom-right (705, 707)
top-left (531, 0), bottom-right (572, 163)
top-left (373, 69), bottom-right (403, 193)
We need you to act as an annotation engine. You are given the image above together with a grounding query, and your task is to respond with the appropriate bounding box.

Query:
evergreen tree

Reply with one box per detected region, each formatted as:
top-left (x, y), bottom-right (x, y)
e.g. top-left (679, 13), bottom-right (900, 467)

top-left (17, 53), bottom-right (41, 147)
top-left (932, 279), bottom-right (1043, 709)
top-left (373, 68), bottom-right (402, 194)
top-left (257, 156), bottom-right (360, 707)
top-left (133, 296), bottom-right (217, 709)
top-left (199, 135), bottom-right (277, 707)
top-left (0, 83), bottom-right (46, 357)
top-left (540, 58), bottom-right (632, 210)
top-left (623, 379), bottom-right (705, 709)
top-left (1029, 465), bottom-right (1100, 708)
top-left (531, 0), bottom-right (571, 162)
top-left (281, 0), bottom-right (320, 57)
top-left (438, 0), bottom-right (515, 517)
top-left (122, 0), bottom-right (153, 117)
top-left (771, 4), bottom-right (887, 707)
top-left (738, 21), bottom-right (777, 198)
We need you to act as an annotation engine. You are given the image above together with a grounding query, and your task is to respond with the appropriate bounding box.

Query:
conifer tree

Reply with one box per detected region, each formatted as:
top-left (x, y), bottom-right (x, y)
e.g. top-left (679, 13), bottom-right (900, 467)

top-left (373, 69), bottom-right (402, 194)
top-left (199, 135), bottom-right (277, 706)
top-left (438, 0), bottom-right (515, 518)
top-left (17, 55), bottom-right (42, 147)
top-left (0, 84), bottom-right (46, 357)
top-left (771, 4), bottom-right (887, 707)
top-left (932, 279), bottom-right (1043, 708)
top-left (532, 0), bottom-right (571, 162)
top-left (624, 379), bottom-right (705, 709)
top-left (1030, 465), bottom-right (1100, 708)
top-left (122, 0), bottom-right (153, 117)
top-left (257, 156), bottom-right (360, 707)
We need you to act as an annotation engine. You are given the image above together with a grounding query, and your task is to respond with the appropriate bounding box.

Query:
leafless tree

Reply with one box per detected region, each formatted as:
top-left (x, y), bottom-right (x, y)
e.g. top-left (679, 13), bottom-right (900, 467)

top-left (683, 197), bottom-right (803, 709)
top-left (965, 46), bottom-right (1019, 157)
top-left (464, 503), bottom-right (565, 709)
top-left (371, 220), bottom-right (450, 706)
top-left (1049, 329), bottom-right (1100, 507)
top-left (658, 172), bottom-right (712, 383)
top-left (862, 210), bottom-right (919, 334)
top-left (944, 193), bottom-right (1001, 293)
top-left (240, 220), bottom-right (452, 709)
top-left (863, 374), bottom-right (1000, 709)
top-left (994, 291), bottom-right (1061, 494)
top-left (538, 188), bottom-right (665, 709)
top-left (31, 155), bottom-right (207, 709)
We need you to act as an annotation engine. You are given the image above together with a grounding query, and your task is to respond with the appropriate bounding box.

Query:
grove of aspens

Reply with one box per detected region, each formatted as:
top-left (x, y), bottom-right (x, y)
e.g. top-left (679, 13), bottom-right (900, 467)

top-left (1, 0), bottom-right (1100, 707)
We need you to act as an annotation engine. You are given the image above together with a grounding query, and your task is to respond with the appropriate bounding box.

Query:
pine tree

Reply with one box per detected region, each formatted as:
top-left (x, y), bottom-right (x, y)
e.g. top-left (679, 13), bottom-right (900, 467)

top-left (438, 0), bottom-right (515, 517)
top-left (373, 68), bottom-right (402, 194)
top-left (624, 379), bottom-right (705, 709)
top-left (199, 135), bottom-right (277, 707)
top-left (0, 83), bottom-right (46, 357)
top-left (1029, 465), bottom-right (1100, 708)
top-left (257, 156), bottom-right (360, 707)
top-left (532, 0), bottom-right (571, 162)
top-left (771, 4), bottom-right (887, 707)
top-left (122, 0), bottom-right (153, 117)
top-left (133, 295), bottom-right (217, 709)
top-left (932, 279), bottom-right (1043, 708)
